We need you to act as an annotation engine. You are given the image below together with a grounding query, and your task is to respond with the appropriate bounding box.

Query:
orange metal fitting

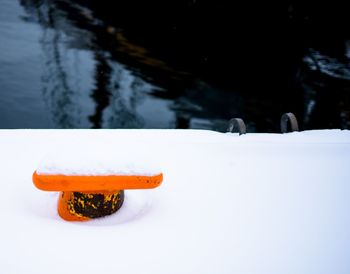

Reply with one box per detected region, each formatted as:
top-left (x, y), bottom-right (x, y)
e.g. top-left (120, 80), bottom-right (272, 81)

top-left (33, 171), bottom-right (163, 221)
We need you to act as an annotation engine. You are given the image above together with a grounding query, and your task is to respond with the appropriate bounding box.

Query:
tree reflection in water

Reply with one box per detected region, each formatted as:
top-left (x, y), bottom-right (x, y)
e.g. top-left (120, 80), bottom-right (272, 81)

top-left (39, 4), bottom-right (79, 128)
top-left (19, 0), bottom-right (350, 131)
top-left (21, 0), bottom-right (171, 129)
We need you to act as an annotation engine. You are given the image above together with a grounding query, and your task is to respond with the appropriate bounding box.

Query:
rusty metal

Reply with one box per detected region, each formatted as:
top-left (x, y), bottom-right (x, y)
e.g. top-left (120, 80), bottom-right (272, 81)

top-left (281, 113), bottom-right (299, 133)
top-left (227, 118), bottom-right (246, 135)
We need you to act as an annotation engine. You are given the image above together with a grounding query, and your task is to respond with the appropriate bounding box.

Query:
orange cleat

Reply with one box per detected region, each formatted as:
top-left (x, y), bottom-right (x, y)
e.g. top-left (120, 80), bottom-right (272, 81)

top-left (33, 171), bottom-right (163, 221)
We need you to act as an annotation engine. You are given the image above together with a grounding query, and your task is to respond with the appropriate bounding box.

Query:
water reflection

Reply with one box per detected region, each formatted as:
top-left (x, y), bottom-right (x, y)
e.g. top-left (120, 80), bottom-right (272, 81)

top-left (4, 1), bottom-right (348, 131)
top-left (20, 0), bottom-right (175, 129)
top-left (300, 46), bottom-right (350, 129)
top-left (24, 0), bottom-right (94, 128)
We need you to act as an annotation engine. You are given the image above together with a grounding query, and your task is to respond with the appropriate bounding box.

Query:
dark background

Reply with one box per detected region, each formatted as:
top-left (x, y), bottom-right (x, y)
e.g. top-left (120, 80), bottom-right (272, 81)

top-left (1, 0), bottom-right (349, 132)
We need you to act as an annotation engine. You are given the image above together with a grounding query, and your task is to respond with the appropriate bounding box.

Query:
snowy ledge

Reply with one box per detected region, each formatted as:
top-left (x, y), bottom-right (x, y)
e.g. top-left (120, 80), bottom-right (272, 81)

top-left (34, 129), bottom-right (349, 176)
top-left (0, 129), bottom-right (349, 274)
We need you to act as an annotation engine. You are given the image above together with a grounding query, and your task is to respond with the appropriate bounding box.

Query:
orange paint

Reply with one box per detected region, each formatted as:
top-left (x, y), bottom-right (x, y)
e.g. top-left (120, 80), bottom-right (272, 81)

top-left (33, 171), bottom-right (163, 191)
top-left (58, 191), bottom-right (89, 221)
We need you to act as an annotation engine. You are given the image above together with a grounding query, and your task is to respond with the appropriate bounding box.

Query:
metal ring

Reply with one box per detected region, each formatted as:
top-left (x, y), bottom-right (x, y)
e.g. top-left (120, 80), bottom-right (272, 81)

top-left (227, 118), bottom-right (246, 135)
top-left (281, 113), bottom-right (299, 133)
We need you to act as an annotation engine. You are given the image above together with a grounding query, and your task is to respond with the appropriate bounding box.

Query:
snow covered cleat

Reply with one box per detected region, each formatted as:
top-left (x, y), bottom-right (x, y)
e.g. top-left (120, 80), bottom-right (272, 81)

top-left (32, 172), bottom-right (163, 221)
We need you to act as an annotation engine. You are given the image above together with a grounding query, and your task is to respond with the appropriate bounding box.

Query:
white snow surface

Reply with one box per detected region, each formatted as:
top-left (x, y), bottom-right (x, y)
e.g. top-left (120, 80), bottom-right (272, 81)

top-left (37, 145), bottom-right (162, 176)
top-left (1, 129), bottom-right (350, 274)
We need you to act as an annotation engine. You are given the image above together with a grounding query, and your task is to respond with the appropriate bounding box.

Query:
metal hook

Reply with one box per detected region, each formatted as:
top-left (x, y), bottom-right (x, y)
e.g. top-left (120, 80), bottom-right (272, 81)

top-left (281, 112), bottom-right (299, 133)
top-left (227, 118), bottom-right (246, 135)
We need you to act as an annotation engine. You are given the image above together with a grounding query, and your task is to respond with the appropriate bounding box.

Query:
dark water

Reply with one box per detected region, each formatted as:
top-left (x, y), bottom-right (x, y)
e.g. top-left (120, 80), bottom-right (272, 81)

top-left (1, 0), bottom-right (350, 132)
